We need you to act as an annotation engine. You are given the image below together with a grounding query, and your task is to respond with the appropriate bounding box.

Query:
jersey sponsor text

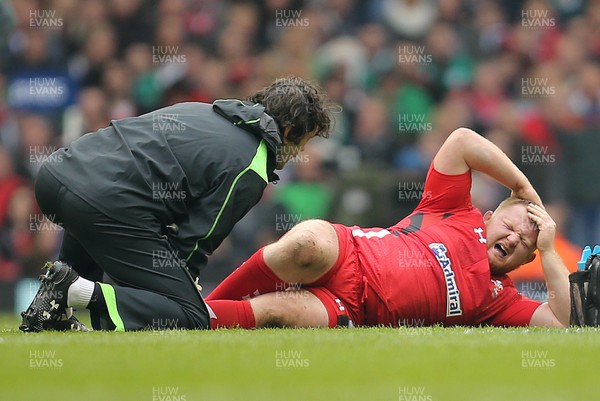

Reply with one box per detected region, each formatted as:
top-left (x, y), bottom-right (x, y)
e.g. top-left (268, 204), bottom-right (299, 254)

top-left (429, 243), bottom-right (462, 317)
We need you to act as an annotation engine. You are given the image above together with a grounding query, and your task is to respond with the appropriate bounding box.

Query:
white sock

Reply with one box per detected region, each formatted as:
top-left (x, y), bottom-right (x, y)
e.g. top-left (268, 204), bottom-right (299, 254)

top-left (67, 276), bottom-right (96, 308)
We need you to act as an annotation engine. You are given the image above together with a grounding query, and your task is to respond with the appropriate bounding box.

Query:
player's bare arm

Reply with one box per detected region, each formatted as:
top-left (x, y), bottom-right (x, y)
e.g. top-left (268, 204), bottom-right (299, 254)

top-left (434, 128), bottom-right (569, 326)
top-left (527, 204), bottom-right (570, 327)
top-left (433, 127), bottom-right (542, 206)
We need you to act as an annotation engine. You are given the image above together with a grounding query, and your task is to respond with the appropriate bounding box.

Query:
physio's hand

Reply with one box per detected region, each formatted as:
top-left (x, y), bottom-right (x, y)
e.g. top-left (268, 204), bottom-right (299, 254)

top-left (527, 203), bottom-right (556, 253)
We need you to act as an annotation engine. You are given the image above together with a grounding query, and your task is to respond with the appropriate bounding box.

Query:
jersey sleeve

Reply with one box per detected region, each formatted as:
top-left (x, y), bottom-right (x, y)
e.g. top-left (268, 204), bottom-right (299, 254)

top-left (482, 278), bottom-right (543, 327)
top-left (415, 163), bottom-right (473, 213)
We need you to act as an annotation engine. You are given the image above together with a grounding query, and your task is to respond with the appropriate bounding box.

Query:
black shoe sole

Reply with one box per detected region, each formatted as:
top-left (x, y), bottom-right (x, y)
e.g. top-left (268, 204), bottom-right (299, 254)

top-left (19, 261), bottom-right (77, 333)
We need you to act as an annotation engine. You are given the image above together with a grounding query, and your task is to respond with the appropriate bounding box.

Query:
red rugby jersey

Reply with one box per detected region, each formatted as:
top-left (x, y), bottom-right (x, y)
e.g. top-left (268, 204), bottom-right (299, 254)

top-left (352, 164), bottom-right (541, 326)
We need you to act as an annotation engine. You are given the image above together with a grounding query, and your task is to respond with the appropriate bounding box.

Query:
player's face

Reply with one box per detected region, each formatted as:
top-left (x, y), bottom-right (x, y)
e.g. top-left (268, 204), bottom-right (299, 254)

top-left (483, 203), bottom-right (538, 275)
top-left (276, 129), bottom-right (317, 169)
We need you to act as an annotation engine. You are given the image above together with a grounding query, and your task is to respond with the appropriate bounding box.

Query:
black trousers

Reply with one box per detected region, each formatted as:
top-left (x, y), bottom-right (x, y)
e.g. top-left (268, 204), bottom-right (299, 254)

top-left (34, 165), bottom-right (209, 331)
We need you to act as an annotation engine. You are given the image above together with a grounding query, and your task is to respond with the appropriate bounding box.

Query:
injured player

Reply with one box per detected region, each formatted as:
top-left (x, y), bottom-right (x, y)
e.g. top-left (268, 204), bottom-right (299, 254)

top-left (204, 127), bottom-right (570, 329)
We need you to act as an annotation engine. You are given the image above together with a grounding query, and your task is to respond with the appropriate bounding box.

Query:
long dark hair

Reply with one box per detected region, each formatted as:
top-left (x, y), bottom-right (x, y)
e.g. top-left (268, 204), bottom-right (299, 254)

top-left (248, 76), bottom-right (332, 144)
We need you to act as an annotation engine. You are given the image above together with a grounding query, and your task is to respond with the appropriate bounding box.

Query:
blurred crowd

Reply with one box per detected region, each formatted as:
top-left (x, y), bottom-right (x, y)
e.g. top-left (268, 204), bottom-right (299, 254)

top-left (0, 0), bottom-right (599, 299)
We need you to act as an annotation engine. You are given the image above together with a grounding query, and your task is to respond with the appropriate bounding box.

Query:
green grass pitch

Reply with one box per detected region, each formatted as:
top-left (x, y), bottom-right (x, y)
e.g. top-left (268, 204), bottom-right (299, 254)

top-left (1, 313), bottom-right (599, 401)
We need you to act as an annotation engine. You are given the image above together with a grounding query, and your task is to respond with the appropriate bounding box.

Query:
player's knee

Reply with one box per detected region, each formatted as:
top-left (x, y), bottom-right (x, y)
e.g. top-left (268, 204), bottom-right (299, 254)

top-left (287, 228), bottom-right (320, 269)
top-left (263, 219), bottom-right (338, 283)
top-left (280, 220), bottom-right (332, 269)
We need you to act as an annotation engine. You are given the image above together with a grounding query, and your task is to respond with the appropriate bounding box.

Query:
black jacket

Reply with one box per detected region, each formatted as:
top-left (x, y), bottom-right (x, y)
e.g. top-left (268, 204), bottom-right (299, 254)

top-left (46, 100), bottom-right (281, 276)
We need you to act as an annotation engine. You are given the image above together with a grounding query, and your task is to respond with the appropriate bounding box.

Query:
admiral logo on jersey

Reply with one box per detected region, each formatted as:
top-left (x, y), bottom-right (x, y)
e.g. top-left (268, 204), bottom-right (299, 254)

top-left (429, 243), bottom-right (462, 317)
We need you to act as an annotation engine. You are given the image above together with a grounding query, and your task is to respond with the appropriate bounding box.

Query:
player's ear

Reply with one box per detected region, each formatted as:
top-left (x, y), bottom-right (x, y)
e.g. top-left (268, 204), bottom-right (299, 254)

top-left (524, 252), bottom-right (536, 265)
top-left (483, 210), bottom-right (493, 222)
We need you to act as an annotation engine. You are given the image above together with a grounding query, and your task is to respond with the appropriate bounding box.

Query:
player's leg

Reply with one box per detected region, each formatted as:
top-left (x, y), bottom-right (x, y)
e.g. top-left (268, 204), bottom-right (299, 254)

top-left (206, 219), bottom-right (339, 301)
top-left (207, 287), bottom-right (350, 329)
top-left (250, 290), bottom-right (328, 327)
top-left (263, 219), bottom-right (339, 283)
top-left (207, 223), bottom-right (365, 329)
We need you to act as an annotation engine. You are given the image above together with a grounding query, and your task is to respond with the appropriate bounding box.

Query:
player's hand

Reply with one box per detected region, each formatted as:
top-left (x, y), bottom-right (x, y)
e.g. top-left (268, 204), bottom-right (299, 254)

top-left (527, 203), bottom-right (556, 253)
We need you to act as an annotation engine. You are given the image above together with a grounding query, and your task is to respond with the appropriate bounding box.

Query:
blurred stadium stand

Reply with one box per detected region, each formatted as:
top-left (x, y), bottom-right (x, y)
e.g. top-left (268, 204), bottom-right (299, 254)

top-left (1, 0), bottom-right (598, 312)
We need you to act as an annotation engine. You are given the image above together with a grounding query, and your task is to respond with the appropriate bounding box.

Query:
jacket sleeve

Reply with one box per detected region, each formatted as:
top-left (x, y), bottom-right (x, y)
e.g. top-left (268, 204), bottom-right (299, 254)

top-left (170, 141), bottom-right (270, 277)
